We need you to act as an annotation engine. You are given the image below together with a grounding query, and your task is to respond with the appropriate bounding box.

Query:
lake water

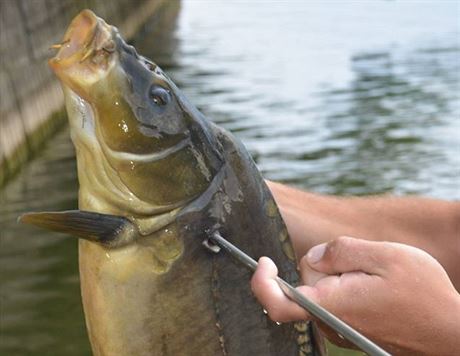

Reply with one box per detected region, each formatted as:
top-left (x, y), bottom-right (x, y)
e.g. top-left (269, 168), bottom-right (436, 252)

top-left (1, 1), bottom-right (459, 354)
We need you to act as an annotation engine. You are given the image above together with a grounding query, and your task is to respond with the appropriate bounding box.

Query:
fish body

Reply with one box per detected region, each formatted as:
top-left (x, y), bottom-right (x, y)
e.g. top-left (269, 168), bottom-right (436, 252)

top-left (21, 10), bottom-right (322, 356)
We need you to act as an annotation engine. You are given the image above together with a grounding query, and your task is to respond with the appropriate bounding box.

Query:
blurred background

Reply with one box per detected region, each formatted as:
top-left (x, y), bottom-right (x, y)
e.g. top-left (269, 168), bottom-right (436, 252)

top-left (1, 0), bottom-right (459, 355)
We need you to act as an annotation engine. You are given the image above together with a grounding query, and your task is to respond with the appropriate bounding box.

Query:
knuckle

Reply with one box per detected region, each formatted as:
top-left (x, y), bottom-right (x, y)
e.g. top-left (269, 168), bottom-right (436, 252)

top-left (321, 236), bottom-right (357, 268)
top-left (403, 244), bottom-right (437, 266)
top-left (266, 307), bottom-right (284, 322)
top-left (336, 235), bottom-right (353, 247)
top-left (325, 237), bottom-right (348, 263)
top-left (250, 275), bottom-right (261, 292)
top-left (299, 254), bottom-right (310, 270)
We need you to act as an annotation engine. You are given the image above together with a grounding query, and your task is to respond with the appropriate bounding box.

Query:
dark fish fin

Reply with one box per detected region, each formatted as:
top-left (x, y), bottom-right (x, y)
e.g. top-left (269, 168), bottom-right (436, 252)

top-left (18, 210), bottom-right (138, 247)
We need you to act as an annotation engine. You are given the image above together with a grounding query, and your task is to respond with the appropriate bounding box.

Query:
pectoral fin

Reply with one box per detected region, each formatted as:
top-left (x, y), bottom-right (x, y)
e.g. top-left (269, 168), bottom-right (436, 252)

top-left (18, 210), bottom-right (138, 247)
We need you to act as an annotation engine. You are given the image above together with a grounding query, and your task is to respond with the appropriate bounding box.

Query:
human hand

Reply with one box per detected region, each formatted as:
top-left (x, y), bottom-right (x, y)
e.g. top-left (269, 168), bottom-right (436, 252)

top-left (251, 236), bottom-right (460, 355)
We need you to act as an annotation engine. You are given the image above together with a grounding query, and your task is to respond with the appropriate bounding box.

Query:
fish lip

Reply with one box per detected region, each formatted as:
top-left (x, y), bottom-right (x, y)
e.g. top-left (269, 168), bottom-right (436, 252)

top-left (49, 9), bottom-right (99, 70)
top-left (48, 10), bottom-right (115, 96)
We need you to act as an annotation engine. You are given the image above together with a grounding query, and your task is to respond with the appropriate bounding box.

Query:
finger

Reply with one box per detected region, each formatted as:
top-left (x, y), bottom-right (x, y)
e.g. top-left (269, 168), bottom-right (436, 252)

top-left (251, 257), bottom-right (313, 322)
top-left (306, 236), bottom-right (393, 275)
top-left (299, 254), bottom-right (328, 286)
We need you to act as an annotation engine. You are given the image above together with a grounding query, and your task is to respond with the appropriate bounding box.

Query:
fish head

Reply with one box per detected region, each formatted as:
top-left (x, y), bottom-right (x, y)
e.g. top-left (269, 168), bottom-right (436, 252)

top-left (49, 10), bottom-right (223, 210)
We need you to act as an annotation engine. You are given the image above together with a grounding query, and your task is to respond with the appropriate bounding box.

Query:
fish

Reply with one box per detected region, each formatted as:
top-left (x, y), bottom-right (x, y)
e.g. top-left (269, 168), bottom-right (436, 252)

top-left (20, 10), bottom-right (324, 356)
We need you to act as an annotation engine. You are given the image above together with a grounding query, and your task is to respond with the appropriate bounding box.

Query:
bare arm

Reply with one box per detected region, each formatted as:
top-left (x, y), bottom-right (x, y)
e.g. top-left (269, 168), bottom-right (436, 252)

top-left (267, 181), bottom-right (460, 290)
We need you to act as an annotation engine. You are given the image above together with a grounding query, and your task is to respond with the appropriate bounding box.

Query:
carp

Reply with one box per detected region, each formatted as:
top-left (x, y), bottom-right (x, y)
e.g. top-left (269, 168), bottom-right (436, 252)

top-left (21, 10), bottom-right (323, 356)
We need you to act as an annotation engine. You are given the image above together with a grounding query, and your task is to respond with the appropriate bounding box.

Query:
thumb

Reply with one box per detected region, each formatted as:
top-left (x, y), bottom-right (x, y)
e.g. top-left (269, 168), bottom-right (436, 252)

top-left (251, 257), bottom-right (316, 322)
top-left (303, 236), bottom-right (392, 276)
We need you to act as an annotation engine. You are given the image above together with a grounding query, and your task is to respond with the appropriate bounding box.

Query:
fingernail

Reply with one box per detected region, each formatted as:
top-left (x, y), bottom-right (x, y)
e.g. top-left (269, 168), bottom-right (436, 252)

top-left (307, 243), bottom-right (327, 264)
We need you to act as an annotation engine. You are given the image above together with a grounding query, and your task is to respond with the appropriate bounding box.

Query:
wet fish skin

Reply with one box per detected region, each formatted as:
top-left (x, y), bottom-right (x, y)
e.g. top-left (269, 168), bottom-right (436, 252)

top-left (22, 9), bottom-right (322, 356)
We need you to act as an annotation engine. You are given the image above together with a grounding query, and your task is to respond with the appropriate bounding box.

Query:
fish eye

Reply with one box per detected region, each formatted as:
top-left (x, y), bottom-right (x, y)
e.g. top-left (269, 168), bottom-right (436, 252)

top-left (149, 85), bottom-right (170, 106)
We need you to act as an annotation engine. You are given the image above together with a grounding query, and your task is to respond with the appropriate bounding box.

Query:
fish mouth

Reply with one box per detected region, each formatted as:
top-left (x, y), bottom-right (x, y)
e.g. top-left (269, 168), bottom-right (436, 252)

top-left (49, 9), bottom-right (115, 96)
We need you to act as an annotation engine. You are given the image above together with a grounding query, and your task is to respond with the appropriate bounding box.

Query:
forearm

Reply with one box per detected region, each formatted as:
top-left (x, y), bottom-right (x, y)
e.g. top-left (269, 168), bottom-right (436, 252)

top-left (267, 181), bottom-right (460, 290)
